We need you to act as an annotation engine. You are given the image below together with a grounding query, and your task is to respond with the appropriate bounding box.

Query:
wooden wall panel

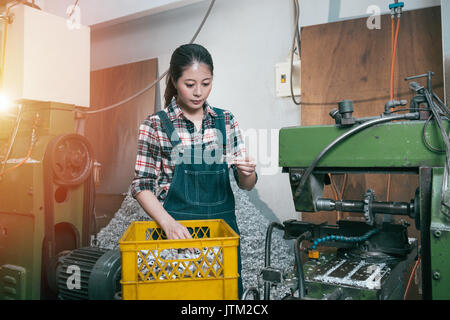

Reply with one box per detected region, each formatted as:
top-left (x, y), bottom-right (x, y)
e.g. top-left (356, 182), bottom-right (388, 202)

top-left (301, 6), bottom-right (443, 125)
top-left (299, 6), bottom-right (443, 230)
top-left (86, 59), bottom-right (157, 195)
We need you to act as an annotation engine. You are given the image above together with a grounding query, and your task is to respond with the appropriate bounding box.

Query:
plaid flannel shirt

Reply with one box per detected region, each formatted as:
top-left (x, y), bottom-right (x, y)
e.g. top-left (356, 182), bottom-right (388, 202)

top-left (130, 98), bottom-right (255, 202)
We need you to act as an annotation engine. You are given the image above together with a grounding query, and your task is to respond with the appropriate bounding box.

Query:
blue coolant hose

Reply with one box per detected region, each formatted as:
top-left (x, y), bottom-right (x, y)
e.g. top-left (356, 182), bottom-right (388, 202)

top-left (311, 228), bottom-right (379, 250)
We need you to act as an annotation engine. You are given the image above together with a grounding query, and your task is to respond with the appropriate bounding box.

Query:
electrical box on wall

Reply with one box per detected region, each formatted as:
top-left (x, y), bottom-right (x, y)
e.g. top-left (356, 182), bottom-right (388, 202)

top-left (276, 60), bottom-right (301, 98)
top-left (3, 4), bottom-right (91, 107)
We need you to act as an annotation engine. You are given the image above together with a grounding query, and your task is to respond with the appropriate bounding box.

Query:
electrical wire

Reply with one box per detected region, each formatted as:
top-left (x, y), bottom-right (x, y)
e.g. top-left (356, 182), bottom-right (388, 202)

top-left (341, 173), bottom-right (348, 199)
top-left (294, 232), bottom-right (309, 299)
top-left (68, 0), bottom-right (80, 18)
top-left (0, 21), bottom-right (8, 90)
top-left (433, 92), bottom-right (450, 119)
top-left (329, 173), bottom-right (348, 221)
top-left (387, 15), bottom-right (401, 202)
top-left (422, 114), bottom-right (446, 154)
top-left (426, 92), bottom-right (450, 166)
top-left (294, 112), bottom-right (420, 199)
top-left (264, 222), bottom-right (285, 300)
top-left (0, 132), bottom-right (35, 177)
top-left (422, 88), bottom-right (450, 221)
top-left (424, 90), bottom-right (450, 219)
top-left (299, 85), bottom-right (443, 107)
top-left (386, 173), bottom-right (392, 202)
top-left (0, 2), bottom-right (22, 177)
top-left (0, 113), bottom-right (39, 178)
top-left (391, 17), bottom-right (394, 60)
top-left (390, 17), bottom-right (401, 101)
top-left (290, 0), bottom-right (301, 106)
top-left (329, 174), bottom-right (341, 220)
top-left (77, 0), bottom-right (216, 115)
top-left (0, 105), bottom-right (23, 175)
top-left (403, 256), bottom-right (421, 300)
top-left (0, 2), bottom-right (36, 90)
top-left (0, 0), bottom-right (20, 91)
top-left (390, 107), bottom-right (430, 113)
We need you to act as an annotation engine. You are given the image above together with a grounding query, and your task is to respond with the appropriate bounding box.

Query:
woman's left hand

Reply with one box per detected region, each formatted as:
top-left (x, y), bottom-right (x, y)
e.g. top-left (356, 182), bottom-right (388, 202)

top-left (233, 156), bottom-right (256, 176)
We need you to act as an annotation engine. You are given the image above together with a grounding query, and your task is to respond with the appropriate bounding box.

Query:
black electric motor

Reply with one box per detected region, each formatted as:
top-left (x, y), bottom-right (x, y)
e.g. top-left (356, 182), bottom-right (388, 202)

top-left (55, 247), bottom-right (122, 300)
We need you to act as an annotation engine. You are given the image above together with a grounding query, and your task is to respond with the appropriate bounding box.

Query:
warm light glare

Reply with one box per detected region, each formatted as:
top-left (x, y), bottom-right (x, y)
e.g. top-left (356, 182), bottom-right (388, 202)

top-left (0, 92), bottom-right (11, 112)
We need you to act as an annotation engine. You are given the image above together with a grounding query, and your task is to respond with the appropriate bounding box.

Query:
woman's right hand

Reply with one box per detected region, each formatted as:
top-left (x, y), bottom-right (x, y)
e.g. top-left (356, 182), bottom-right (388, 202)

top-left (135, 190), bottom-right (193, 240)
top-left (161, 218), bottom-right (193, 240)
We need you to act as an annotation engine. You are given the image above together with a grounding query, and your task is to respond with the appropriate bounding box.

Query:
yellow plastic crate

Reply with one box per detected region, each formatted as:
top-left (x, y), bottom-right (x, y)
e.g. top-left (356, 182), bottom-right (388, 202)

top-left (119, 219), bottom-right (240, 300)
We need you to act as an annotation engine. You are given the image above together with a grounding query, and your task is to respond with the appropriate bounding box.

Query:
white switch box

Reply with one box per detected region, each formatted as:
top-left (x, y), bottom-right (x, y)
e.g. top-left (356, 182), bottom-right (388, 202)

top-left (275, 60), bottom-right (301, 98)
top-left (3, 4), bottom-right (91, 107)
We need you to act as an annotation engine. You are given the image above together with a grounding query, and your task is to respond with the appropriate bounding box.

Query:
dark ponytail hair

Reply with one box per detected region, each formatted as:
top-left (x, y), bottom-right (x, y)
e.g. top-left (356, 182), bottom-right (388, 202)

top-left (164, 43), bottom-right (214, 107)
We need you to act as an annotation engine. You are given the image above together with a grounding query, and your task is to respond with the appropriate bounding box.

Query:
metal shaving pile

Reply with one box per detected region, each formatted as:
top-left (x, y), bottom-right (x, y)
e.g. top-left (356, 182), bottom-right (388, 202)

top-left (95, 174), bottom-right (294, 299)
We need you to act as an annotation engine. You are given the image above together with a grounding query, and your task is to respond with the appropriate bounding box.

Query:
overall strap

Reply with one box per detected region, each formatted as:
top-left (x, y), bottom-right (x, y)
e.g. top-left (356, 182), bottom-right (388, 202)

top-left (212, 107), bottom-right (227, 154)
top-left (156, 110), bottom-right (182, 148)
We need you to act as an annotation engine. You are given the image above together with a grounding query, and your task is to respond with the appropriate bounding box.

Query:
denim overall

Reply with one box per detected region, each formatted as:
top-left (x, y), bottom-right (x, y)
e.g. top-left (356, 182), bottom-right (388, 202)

top-left (157, 108), bottom-right (243, 298)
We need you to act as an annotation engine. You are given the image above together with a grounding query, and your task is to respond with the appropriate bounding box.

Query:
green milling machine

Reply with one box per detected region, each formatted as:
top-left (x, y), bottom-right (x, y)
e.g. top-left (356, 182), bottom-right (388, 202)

top-left (255, 1), bottom-right (450, 301)
top-left (260, 71), bottom-right (450, 300)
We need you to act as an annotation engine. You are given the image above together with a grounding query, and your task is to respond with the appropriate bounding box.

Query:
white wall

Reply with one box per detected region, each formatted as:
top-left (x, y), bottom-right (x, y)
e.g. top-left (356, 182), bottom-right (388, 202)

top-left (41, 0), bottom-right (205, 28)
top-left (42, 0), bottom-right (441, 223)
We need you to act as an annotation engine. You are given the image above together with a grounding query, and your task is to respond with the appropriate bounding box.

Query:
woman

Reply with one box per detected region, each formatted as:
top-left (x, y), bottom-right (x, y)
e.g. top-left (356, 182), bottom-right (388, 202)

top-left (130, 43), bottom-right (257, 298)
